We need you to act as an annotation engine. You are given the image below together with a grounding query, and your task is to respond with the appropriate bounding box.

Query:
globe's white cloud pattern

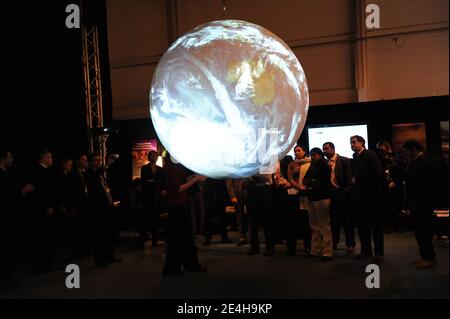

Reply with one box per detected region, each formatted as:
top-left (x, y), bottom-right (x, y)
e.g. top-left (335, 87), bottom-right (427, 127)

top-left (150, 20), bottom-right (309, 178)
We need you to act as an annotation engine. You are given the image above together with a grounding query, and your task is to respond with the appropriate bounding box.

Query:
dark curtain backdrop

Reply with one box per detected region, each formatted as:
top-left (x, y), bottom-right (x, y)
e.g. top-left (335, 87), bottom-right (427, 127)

top-left (1, 0), bottom-right (111, 169)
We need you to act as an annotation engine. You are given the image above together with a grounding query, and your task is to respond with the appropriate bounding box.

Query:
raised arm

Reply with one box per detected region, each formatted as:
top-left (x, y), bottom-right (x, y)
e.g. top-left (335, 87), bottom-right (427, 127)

top-left (178, 175), bottom-right (206, 193)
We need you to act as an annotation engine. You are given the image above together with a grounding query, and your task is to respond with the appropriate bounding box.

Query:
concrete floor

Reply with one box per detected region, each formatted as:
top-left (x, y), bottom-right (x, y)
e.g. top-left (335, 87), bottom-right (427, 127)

top-left (0, 231), bottom-right (448, 299)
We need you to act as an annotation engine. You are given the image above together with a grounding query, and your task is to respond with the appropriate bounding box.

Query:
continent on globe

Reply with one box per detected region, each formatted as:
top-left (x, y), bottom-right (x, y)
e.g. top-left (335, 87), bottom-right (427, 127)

top-left (226, 59), bottom-right (275, 107)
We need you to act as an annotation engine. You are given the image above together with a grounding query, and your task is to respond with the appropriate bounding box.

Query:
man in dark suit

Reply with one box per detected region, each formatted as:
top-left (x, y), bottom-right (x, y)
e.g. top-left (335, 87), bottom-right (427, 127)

top-left (246, 173), bottom-right (276, 257)
top-left (203, 178), bottom-right (231, 246)
top-left (323, 142), bottom-right (355, 253)
top-left (140, 151), bottom-right (165, 247)
top-left (54, 158), bottom-right (74, 253)
top-left (402, 140), bottom-right (436, 269)
top-left (27, 149), bottom-right (57, 272)
top-left (0, 150), bottom-right (33, 288)
top-left (69, 155), bottom-right (91, 259)
top-left (350, 136), bottom-right (384, 262)
top-left (85, 153), bottom-right (121, 267)
top-left (55, 159), bottom-right (74, 214)
top-left (376, 140), bottom-right (404, 233)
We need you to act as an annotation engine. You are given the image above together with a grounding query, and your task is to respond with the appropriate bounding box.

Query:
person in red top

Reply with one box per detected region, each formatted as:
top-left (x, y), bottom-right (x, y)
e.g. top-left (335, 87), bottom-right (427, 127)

top-left (162, 155), bottom-right (208, 277)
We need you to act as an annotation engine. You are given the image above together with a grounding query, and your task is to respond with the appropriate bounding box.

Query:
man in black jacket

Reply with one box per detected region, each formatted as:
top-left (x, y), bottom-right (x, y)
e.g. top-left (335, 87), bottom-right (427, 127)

top-left (27, 149), bottom-right (57, 272)
top-left (55, 158), bottom-right (74, 253)
top-left (70, 154), bottom-right (91, 259)
top-left (140, 151), bottom-right (165, 247)
top-left (350, 136), bottom-right (384, 262)
top-left (376, 140), bottom-right (404, 233)
top-left (85, 153), bottom-right (121, 267)
top-left (246, 173), bottom-right (276, 256)
top-left (402, 140), bottom-right (436, 269)
top-left (0, 150), bottom-right (33, 287)
top-left (303, 148), bottom-right (333, 261)
top-left (323, 142), bottom-right (355, 253)
top-left (203, 178), bottom-right (231, 246)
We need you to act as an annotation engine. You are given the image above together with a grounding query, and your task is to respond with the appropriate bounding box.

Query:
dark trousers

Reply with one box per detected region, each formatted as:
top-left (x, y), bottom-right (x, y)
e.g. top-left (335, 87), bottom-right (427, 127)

top-left (381, 189), bottom-right (402, 230)
top-left (204, 200), bottom-right (228, 241)
top-left (77, 208), bottom-right (93, 257)
top-left (285, 196), bottom-right (298, 253)
top-left (235, 197), bottom-right (248, 240)
top-left (0, 216), bottom-right (19, 282)
top-left (412, 209), bottom-right (436, 261)
top-left (163, 203), bottom-right (200, 273)
top-left (65, 209), bottom-right (91, 259)
top-left (330, 190), bottom-right (355, 248)
top-left (204, 204), bottom-right (229, 242)
top-left (273, 189), bottom-right (287, 244)
top-left (355, 201), bottom-right (384, 256)
top-left (285, 196), bottom-right (311, 253)
top-left (247, 186), bottom-right (275, 250)
top-left (138, 201), bottom-right (160, 245)
top-left (31, 214), bottom-right (57, 271)
top-left (300, 210), bottom-right (312, 252)
top-left (93, 207), bottom-right (117, 265)
top-left (190, 190), bottom-right (205, 235)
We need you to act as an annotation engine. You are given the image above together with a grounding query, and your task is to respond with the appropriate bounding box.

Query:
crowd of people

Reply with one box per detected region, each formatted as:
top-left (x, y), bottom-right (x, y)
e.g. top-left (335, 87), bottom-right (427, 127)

top-left (0, 150), bottom-right (122, 288)
top-left (0, 135), bottom-right (448, 284)
top-left (141, 136), bottom-right (446, 277)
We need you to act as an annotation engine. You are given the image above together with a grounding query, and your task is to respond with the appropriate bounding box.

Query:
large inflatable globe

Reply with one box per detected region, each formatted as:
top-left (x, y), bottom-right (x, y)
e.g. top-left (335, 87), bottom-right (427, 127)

top-left (150, 20), bottom-right (309, 178)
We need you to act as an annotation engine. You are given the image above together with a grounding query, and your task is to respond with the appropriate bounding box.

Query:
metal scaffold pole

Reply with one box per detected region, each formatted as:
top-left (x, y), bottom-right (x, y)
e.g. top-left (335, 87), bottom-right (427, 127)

top-left (82, 25), bottom-right (108, 164)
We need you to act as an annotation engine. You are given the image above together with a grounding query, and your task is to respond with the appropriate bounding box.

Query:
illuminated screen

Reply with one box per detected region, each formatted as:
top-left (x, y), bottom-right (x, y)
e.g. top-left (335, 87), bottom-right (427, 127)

top-left (308, 124), bottom-right (369, 158)
top-left (150, 20), bottom-right (309, 178)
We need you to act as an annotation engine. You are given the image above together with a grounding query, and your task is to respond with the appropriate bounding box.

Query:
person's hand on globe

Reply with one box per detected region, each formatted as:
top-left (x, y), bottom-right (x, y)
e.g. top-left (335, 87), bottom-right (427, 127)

top-left (195, 175), bottom-right (207, 183)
